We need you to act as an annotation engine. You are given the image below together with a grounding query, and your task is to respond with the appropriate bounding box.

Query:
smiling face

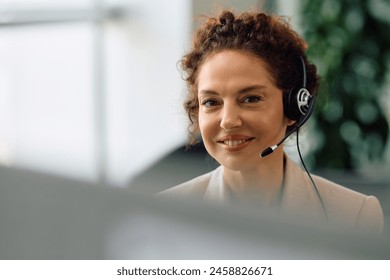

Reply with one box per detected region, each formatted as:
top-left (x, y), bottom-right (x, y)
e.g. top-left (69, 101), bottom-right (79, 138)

top-left (197, 50), bottom-right (291, 172)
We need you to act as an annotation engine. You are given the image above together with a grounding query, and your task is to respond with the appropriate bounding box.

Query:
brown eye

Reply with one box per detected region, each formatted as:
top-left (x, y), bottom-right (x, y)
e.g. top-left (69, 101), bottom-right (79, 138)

top-left (242, 96), bottom-right (262, 103)
top-left (201, 99), bottom-right (219, 107)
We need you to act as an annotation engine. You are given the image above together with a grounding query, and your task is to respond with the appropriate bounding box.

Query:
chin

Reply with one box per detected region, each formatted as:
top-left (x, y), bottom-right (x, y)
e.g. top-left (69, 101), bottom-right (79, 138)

top-left (216, 155), bottom-right (258, 172)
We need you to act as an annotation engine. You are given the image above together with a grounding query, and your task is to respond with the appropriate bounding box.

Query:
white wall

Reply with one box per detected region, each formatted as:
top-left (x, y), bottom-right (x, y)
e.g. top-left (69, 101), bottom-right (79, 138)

top-left (0, 0), bottom-right (191, 187)
top-left (104, 0), bottom-right (191, 186)
top-left (0, 23), bottom-right (97, 181)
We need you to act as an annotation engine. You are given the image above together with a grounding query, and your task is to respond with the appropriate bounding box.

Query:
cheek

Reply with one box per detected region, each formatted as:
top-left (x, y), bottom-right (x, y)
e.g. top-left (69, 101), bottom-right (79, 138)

top-left (198, 112), bottom-right (220, 145)
top-left (198, 112), bottom-right (211, 137)
top-left (249, 108), bottom-right (287, 135)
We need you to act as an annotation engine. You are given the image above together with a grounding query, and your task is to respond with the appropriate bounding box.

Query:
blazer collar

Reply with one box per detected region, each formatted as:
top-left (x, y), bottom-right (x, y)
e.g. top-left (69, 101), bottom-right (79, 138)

top-left (202, 155), bottom-right (327, 222)
top-left (203, 166), bottom-right (230, 203)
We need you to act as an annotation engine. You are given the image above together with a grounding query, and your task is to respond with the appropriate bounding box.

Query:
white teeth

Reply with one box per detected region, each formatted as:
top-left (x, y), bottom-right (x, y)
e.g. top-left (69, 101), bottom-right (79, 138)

top-left (223, 140), bottom-right (246, 146)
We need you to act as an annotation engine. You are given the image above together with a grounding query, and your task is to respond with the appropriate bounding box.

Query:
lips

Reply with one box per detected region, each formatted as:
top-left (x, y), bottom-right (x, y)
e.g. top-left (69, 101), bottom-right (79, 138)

top-left (222, 139), bottom-right (251, 146)
top-left (217, 135), bottom-right (255, 147)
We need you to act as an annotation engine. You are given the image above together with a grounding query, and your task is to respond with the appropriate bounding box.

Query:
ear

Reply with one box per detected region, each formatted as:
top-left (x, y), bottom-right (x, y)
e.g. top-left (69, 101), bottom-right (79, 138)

top-left (287, 119), bottom-right (296, 126)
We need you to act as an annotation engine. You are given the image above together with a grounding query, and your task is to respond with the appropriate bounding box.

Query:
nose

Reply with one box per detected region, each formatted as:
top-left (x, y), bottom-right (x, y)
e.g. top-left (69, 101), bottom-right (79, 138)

top-left (220, 103), bottom-right (242, 130)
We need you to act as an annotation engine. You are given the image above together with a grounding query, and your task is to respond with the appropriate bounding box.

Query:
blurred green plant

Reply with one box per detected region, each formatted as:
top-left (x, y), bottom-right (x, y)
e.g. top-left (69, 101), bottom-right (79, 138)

top-left (301, 0), bottom-right (390, 170)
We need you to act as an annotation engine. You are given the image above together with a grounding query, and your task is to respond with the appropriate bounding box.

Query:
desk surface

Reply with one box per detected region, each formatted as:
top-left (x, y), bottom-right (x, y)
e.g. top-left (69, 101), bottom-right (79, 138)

top-left (0, 165), bottom-right (389, 259)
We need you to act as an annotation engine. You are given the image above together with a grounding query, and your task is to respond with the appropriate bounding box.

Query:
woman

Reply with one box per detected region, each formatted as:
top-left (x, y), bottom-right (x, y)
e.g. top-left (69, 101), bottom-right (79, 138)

top-left (161, 10), bottom-right (383, 234)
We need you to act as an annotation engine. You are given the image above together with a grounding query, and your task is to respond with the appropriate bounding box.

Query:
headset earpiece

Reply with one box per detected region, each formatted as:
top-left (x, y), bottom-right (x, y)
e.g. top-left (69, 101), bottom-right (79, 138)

top-left (283, 56), bottom-right (315, 127)
top-left (283, 87), bottom-right (314, 121)
top-left (284, 87), bottom-right (300, 121)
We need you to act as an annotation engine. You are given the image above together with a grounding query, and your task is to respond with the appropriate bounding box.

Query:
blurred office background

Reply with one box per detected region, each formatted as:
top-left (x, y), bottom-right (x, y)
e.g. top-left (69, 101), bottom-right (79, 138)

top-left (0, 0), bottom-right (390, 259)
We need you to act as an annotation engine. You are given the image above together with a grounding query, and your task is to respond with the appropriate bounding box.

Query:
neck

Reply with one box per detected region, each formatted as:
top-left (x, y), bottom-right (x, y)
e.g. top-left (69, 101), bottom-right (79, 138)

top-left (223, 151), bottom-right (285, 206)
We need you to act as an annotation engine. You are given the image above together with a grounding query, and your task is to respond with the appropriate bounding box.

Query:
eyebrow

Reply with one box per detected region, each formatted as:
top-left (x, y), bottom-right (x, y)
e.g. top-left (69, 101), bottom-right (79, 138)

top-left (199, 85), bottom-right (267, 95)
top-left (238, 85), bottom-right (267, 94)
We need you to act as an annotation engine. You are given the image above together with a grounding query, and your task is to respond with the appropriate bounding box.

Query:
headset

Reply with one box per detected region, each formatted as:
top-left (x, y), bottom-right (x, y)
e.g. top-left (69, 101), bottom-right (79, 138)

top-left (260, 56), bottom-right (315, 157)
top-left (260, 56), bottom-right (328, 219)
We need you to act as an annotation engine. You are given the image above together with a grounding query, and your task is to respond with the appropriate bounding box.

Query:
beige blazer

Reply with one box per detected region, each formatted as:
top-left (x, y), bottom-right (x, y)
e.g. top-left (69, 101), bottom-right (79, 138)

top-left (161, 156), bottom-right (384, 235)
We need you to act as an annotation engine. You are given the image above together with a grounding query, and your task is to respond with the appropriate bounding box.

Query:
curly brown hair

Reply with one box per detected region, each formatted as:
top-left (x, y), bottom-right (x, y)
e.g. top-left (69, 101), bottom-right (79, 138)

top-left (181, 10), bottom-right (320, 145)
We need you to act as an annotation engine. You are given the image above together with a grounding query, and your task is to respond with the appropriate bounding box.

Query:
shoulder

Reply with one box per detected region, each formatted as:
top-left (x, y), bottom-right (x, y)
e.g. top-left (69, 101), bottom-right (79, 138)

top-left (312, 174), bottom-right (384, 234)
top-left (313, 175), bottom-right (366, 204)
top-left (284, 156), bottom-right (383, 234)
top-left (312, 174), bottom-right (380, 213)
top-left (158, 167), bottom-right (222, 199)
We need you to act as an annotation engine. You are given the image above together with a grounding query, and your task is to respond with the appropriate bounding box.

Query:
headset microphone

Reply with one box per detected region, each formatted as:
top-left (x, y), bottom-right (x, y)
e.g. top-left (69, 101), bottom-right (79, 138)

top-left (259, 94), bottom-right (315, 157)
top-left (260, 126), bottom-right (297, 158)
